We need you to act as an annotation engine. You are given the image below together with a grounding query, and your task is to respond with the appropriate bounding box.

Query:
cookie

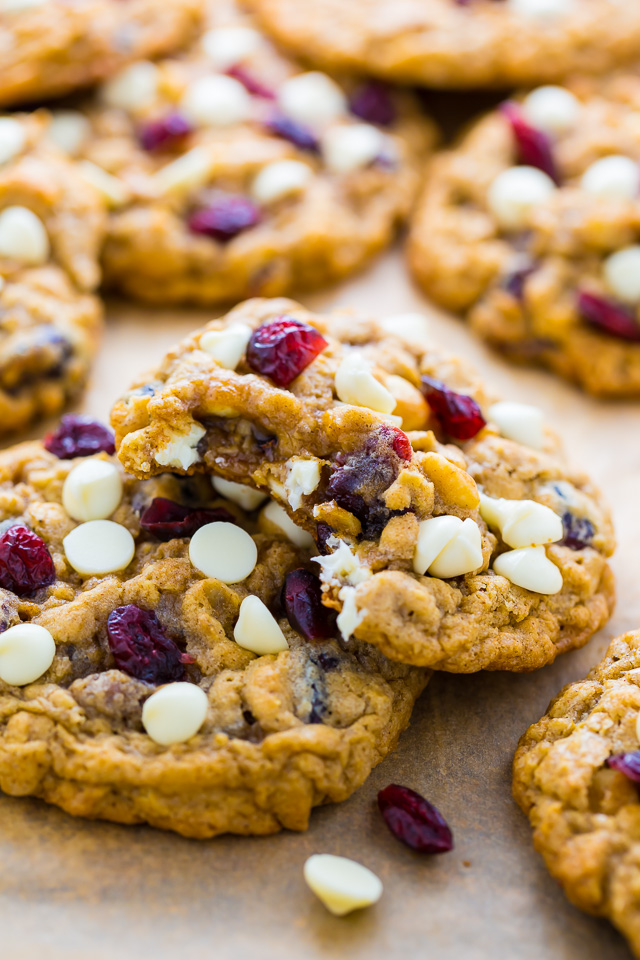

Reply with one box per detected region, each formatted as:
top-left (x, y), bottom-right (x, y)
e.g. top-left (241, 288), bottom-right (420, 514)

top-left (0, 112), bottom-right (104, 435)
top-left (0, 428), bottom-right (427, 838)
top-left (408, 76), bottom-right (640, 397)
top-left (513, 630), bottom-right (640, 959)
top-left (111, 297), bottom-right (615, 673)
top-left (53, 2), bottom-right (436, 305)
top-left (0, 0), bottom-right (203, 108)
top-left (246, 0), bottom-right (640, 90)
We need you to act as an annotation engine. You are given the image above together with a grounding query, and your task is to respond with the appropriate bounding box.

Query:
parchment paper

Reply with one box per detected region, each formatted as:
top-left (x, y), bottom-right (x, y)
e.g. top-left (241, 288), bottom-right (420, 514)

top-left (1, 246), bottom-right (637, 960)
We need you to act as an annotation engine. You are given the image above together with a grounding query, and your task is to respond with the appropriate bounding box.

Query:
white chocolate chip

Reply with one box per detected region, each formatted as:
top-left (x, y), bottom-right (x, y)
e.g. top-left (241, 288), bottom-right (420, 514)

top-left (181, 75), bottom-right (251, 128)
top-left (487, 166), bottom-right (556, 230)
top-left (261, 500), bottom-right (315, 549)
top-left (507, 0), bottom-right (574, 20)
top-left (0, 117), bottom-right (25, 165)
top-left (278, 72), bottom-right (346, 127)
top-left (0, 206), bottom-right (49, 265)
top-left (604, 246), bottom-right (640, 303)
top-left (47, 110), bottom-right (90, 156)
top-left (413, 515), bottom-right (483, 579)
top-left (580, 156), bottom-right (640, 201)
top-left (303, 854), bottom-right (382, 917)
top-left (152, 147), bottom-right (213, 197)
top-left (479, 492), bottom-right (562, 548)
top-left (321, 124), bottom-right (384, 174)
top-left (142, 683), bottom-right (208, 746)
top-left (379, 312), bottom-right (430, 345)
top-left (0, 623), bottom-right (55, 686)
top-left (103, 61), bottom-right (159, 112)
top-left (189, 522), bottom-right (257, 582)
top-left (522, 86), bottom-right (580, 136)
top-left (493, 545), bottom-right (562, 593)
top-left (201, 26), bottom-right (262, 69)
top-left (251, 160), bottom-right (312, 205)
top-left (211, 476), bottom-right (267, 511)
top-left (200, 323), bottom-right (252, 369)
top-left (488, 400), bottom-right (545, 449)
top-left (78, 161), bottom-right (130, 208)
top-left (233, 595), bottom-right (289, 655)
top-left (155, 422), bottom-right (206, 471)
top-left (62, 459), bottom-right (123, 522)
top-left (336, 586), bottom-right (365, 641)
top-left (285, 457), bottom-right (322, 511)
top-left (313, 536), bottom-right (371, 587)
top-left (63, 520), bottom-right (135, 576)
top-left (334, 353), bottom-right (396, 414)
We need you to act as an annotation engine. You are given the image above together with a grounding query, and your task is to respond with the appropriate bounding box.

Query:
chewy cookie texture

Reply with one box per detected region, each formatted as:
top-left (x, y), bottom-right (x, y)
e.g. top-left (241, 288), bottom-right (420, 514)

top-left (112, 298), bottom-right (615, 673)
top-left (409, 76), bottom-right (640, 396)
top-left (52, 3), bottom-right (436, 305)
top-left (0, 0), bottom-right (204, 108)
top-left (246, 0), bottom-right (640, 90)
top-left (0, 427), bottom-right (427, 838)
top-left (0, 112), bottom-right (104, 436)
top-left (514, 630), bottom-right (640, 960)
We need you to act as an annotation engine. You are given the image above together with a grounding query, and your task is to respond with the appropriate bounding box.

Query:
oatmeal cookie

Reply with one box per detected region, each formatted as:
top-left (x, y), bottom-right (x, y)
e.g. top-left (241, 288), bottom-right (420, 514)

top-left (246, 0), bottom-right (640, 90)
top-left (0, 0), bottom-right (203, 108)
top-left (111, 298), bottom-right (615, 673)
top-left (408, 75), bottom-right (640, 397)
top-left (54, 2), bottom-right (435, 305)
top-left (0, 427), bottom-right (427, 838)
top-left (513, 630), bottom-right (640, 959)
top-left (0, 112), bottom-right (104, 435)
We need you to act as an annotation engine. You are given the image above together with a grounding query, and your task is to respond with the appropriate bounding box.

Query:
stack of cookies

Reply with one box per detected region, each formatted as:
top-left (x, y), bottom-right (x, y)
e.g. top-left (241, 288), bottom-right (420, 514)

top-left (0, 0), bottom-right (639, 949)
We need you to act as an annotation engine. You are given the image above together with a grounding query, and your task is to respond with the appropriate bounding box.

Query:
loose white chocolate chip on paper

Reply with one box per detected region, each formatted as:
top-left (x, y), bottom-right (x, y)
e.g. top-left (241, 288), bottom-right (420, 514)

top-left (303, 854), bottom-right (383, 916)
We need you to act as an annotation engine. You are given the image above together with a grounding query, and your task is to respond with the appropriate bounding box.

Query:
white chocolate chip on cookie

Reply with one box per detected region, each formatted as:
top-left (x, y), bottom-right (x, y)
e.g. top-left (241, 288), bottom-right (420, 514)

top-left (488, 401), bottom-right (545, 449)
top-left (181, 75), bottom-right (251, 128)
top-left (62, 459), bottom-right (123, 522)
top-left (189, 522), bottom-right (258, 582)
top-left (201, 26), bottom-right (262, 70)
top-left (200, 323), bottom-right (252, 369)
top-left (493, 545), bottom-right (562, 593)
top-left (479, 492), bottom-right (562, 548)
top-left (488, 166), bottom-right (556, 230)
top-left (0, 117), bottom-right (25, 165)
top-left (142, 683), bottom-right (208, 746)
top-left (335, 353), bottom-right (396, 414)
top-left (0, 623), bottom-right (55, 686)
top-left (63, 520), bottom-right (135, 575)
top-left (413, 515), bottom-right (483, 579)
top-left (233, 595), bottom-right (289, 655)
top-left (278, 72), bottom-right (346, 126)
top-left (321, 124), bottom-right (384, 174)
top-left (211, 476), bottom-right (267, 511)
top-left (251, 160), bottom-right (312, 205)
top-left (0, 206), bottom-right (49, 265)
top-left (581, 156), bottom-right (640, 201)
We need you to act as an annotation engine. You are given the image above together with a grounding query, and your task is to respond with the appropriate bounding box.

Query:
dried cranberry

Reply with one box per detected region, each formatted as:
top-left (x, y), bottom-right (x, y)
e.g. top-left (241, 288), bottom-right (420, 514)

top-left (227, 65), bottom-right (275, 99)
top-left (606, 751), bottom-right (640, 783)
top-left (421, 376), bottom-right (486, 441)
top-left (188, 195), bottom-right (261, 242)
top-left (44, 415), bottom-right (115, 459)
top-left (349, 82), bottom-right (396, 127)
top-left (0, 524), bottom-right (55, 597)
top-left (327, 425), bottom-right (409, 539)
top-left (138, 112), bottom-right (192, 152)
top-left (283, 568), bottom-right (337, 641)
top-left (577, 291), bottom-right (640, 342)
top-left (561, 512), bottom-right (595, 550)
top-left (265, 112), bottom-right (319, 152)
top-left (139, 498), bottom-right (233, 541)
top-left (107, 604), bottom-right (191, 684)
top-left (246, 316), bottom-right (328, 387)
top-left (501, 101), bottom-right (559, 183)
top-left (378, 784), bottom-right (454, 854)
top-left (315, 521), bottom-right (333, 555)
top-left (502, 258), bottom-right (537, 300)
top-left (390, 426), bottom-right (413, 461)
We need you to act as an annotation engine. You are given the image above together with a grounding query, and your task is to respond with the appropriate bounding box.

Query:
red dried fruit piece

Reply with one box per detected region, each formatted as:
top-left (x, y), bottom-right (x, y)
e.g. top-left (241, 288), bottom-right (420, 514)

top-left (349, 82), bottom-right (396, 127)
top-left (188, 195), bottom-right (261, 242)
top-left (0, 524), bottom-right (55, 597)
top-left (577, 291), bottom-right (640, 342)
top-left (390, 426), bottom-right (412, 461)
top-left (265, 112), bottom-right (319, 152)
top-left (283, 568), bottom-right (337, 641)
top-left (227, 65), bottom-right (275, 99)
top-left (421, 376), bottom-right (486, 441)
top-left (561, 512), bottom-right (595, 550)
top-left (138, 112), bottom-right (192, 151)
top-left (606, 751), bottom-right (640, 782)
top-left (246, 315), bottom-right (328, 387)
top-left (44, 415), bottom-right (115, 459)
top-left (378, 783), bottom-right (454, 854)
top-left (139, 498), bottom-right (234, 541)
top-left (107, 604), bottom-right (192, 685)
top-left (501, 101), bottom-right (559, 184)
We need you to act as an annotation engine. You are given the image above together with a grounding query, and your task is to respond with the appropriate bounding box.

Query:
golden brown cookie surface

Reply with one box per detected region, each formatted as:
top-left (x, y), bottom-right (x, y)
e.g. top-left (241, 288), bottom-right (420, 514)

top-left (514, 630), bottom-right (640, 959)
top-left (112, 298), bottom-right (615, 672)
top-left (0, 433), bottom-right (427, 838)
top-left (409, 76), bottom-right (640, 397)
